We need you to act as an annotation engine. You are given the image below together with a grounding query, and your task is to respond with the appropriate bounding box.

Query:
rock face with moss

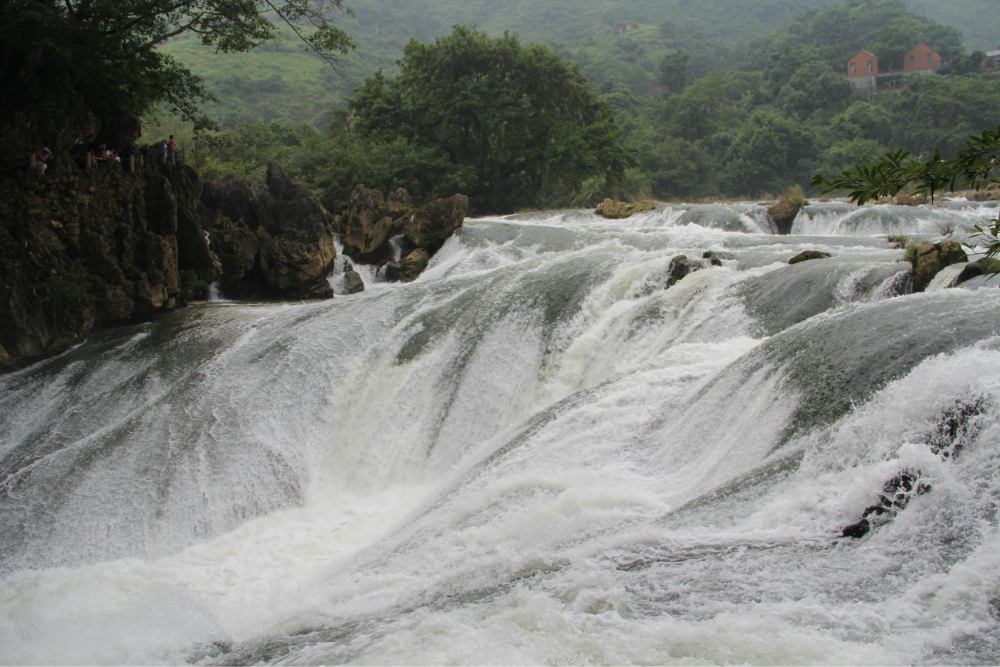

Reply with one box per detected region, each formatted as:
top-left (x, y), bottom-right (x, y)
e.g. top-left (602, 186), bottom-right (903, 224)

top-left (595, 198), bottom-right (656, 219)
top-left (767, 193), bottom-right (808, 235)
top-left (912, 240), bottom-right (968, 292)
top-left (0, 152), bottom-right (221, 369)
top-left (198, 161), bottom-right (337, 299)
top-left (334, 184), bottom-right (469, 282)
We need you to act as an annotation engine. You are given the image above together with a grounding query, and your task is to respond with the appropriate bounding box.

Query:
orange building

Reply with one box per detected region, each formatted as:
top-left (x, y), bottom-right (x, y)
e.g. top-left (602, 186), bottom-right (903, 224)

top-left (847, 49), bottom-right (879, 91)
top-left (903, 43), bottom-right (941, 74)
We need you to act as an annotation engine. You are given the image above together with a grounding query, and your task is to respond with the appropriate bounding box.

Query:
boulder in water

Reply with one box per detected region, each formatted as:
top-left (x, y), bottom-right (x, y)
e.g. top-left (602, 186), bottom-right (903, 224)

top-left (841, 471), bottom-right (931, 539)
top-left (399, 247), bottom-right (431, 283)
top-left (595, 198), bottom-right (656, 219)
top-left (767, 193), bottom-right (808, 235)
top-left (703, 250), bottom-right (737, 265)
top-left (665, 255), bottom-right (705, 288)
top-left (913, 240), bottom-right (968, 292)
top-left (342, 269), bottom-right (365, 294)
top-left (955, 257), bottom-right (1000, 286)
top-left (788, 250), bottom-right (832, 264)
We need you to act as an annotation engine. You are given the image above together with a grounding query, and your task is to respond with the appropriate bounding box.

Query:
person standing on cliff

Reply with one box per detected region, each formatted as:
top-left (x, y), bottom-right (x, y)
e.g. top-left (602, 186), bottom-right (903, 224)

top-left (167, 135), bottom-right (177, 165)
top-left (34, 147), bottom-right (52, 174)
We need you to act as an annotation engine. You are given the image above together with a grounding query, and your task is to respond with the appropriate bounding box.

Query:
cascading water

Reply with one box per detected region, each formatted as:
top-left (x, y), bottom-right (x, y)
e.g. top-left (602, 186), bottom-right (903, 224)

top-left (1, 199), bottom-right (999, 665)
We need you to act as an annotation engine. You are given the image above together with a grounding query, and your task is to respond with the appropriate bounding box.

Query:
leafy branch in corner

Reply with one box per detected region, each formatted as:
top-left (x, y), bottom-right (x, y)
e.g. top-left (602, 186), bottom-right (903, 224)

top-left (811, 125), bottom-right (1000, 258)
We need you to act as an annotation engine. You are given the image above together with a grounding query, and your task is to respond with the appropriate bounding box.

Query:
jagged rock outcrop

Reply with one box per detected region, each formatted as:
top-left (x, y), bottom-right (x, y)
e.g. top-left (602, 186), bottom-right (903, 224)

top-left (788, 250), bottom-right (832, 264)
top-left (0, 155), bottom-right (220, 369)
top-left (912, 240), bottom-right (968, 292)
top-left (335, 184), bottom-right (469, 282)
top-left (595, 198), bottom-right (656, 219)
top-left (198, 161), bottom-right (336, 299)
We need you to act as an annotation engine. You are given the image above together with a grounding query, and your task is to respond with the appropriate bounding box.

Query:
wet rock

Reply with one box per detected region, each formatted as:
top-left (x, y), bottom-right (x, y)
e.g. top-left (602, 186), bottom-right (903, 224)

top-left (401, 194), bottom-right (468, 252)
top-left (399, 248), bottom-right (431, 283)
top-left (337, 185), bottom-right (467, 280)
top-left (767, 193), bottom-right (808, 235)
top-left (913, 240), bottom-right (967, 292)
top-left (703, 250), bottom-right (737, 264)
top-left (841, 471), bottom-right (931, 539)
top-left (595, 198), bottom-right (656, 219)
top-left (665, 255), bottom-right (705, 288)
top-left (382, 261), bottom-right (402, 282)
top-left (342, 269), bottom-right (364, 294)
top-left (788, 250), bottom-right (832, 264)
top-left (198, 161), bottom-right (335, 299)
top-left (955, 257), bottom-right (1000, 286)
top-left (0, 159), bottom-right (221, 369)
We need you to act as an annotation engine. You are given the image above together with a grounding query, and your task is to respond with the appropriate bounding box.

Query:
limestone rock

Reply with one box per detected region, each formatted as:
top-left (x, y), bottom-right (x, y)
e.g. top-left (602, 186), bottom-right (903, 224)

top-left (913, 240), bottom-right (968, 292)
top-left (0, 159), bottom-right (221, 369)
top-left (198, 161), bottom-right (335, 299)
top-left (399, 248), bottom-right (431, 283)
top-left (767, 194), bottom-right (808, 235)
top-left (401, 194), bottom-right (469, 251)
top-left (595, 198), bottom-right (656, 219)
top-left (788, 250), bottom-right (832, 264)
top-left (337, 185), bottom-right (467, 281)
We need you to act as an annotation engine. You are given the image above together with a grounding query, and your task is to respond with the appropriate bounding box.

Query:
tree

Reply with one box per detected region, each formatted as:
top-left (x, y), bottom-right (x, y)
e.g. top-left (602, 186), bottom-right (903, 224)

top-left (811, 125), bottom-right (1000, 257)
top-left (349, 25), bottom-right (632, 214)
top-left (0, 0), bottom-right (354, 157)
top-left (659, 51), bottom-right (691, 96)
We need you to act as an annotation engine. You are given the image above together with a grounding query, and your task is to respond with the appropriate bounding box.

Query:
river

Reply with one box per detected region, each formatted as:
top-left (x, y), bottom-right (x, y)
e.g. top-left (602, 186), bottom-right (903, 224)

top-left (1, 199), bottom-right (999, 665)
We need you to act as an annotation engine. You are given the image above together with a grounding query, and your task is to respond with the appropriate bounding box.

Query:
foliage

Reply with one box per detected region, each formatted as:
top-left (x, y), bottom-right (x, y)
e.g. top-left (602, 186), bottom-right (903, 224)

top-left (0, 0), bottom-right (355, 147)
top-left (812, 125), bottom-right (1000, 257)
top-left (349, 26), bottom-right (633, 214)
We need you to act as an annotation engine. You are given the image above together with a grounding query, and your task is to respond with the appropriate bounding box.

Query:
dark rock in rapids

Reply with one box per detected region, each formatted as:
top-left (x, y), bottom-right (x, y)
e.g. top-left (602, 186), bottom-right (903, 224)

top-left (955, 257), bottom-right (1000, 286)
top-left (841, 471), bottom-right (931, 539)
top-left (399, 247), bottom-right (431, 283)
top-left (342, 270), bottom-right (364, 294)
top-left (788, 250), bottom-right (832, 264)
top-left (665, 255), bottom-right (706, 288)
top-left (198, 160), bottom-right (336, 300)
top-left (841, 396), bottom-right (988, 538)
top-left (767, 194), bottom-right (808, 235)
top-left (703, 250), bottom-right (737, 265)
top-left (335, 184), bottom-right (468, 281)
top-left (0, 154), bottom-right (221, 370)
top-left (912, 240), bottom-right (967, 292)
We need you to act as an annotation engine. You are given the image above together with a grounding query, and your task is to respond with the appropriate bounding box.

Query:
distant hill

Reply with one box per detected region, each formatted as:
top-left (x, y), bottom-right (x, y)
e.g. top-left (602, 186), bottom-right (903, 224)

top-left (155, 0), bottom-right (997, 130)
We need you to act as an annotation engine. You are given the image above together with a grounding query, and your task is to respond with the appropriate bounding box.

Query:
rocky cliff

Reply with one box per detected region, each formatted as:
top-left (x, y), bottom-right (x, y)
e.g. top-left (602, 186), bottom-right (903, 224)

top-left (0, 156), bottom-right (342, 370)
top-left (0, 150), bottom-right (221, 369)
top-left (198, 161), bottom-right (337, 300)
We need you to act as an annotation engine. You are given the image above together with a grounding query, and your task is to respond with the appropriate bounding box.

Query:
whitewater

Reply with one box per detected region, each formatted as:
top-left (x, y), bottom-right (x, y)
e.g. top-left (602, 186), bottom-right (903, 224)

top-left (1, 199), bottom-right (1000, 665)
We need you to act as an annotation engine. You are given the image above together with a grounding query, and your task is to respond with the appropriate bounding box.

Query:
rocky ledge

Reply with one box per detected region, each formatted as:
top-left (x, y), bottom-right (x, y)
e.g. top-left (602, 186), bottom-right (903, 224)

top-left (198, 161), bottom-right (337, 300)
top-left (334, 184), bottom-right (469, 283)
top-left (0, 156), bottom-right (343, 370)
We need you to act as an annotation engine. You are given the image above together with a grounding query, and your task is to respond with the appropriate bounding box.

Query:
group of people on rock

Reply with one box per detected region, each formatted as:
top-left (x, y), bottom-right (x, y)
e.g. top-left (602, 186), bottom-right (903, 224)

top-left (89, 144), bottom-right (122, 168)
top-left (30, 134), bottom-right (179, 175)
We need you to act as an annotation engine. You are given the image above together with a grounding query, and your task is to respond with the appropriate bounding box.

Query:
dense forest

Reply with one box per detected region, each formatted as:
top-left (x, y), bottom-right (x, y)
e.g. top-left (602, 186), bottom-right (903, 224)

top-left (157, 0), bottom-right (1000, 212)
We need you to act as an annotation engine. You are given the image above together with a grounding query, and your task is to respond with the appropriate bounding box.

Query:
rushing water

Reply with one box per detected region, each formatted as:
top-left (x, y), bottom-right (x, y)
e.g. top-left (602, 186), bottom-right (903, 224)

top-left (2, 200), bottom-right (1000, 665)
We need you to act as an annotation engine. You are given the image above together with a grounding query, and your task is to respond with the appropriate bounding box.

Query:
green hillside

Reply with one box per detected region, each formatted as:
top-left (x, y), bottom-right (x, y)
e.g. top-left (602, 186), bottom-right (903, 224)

top-left (157, 0), bottom-right (845, 129)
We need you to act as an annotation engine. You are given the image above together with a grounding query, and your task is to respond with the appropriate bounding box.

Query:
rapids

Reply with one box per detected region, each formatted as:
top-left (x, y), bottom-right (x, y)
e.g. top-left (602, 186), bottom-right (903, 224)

top-left (1, 199), bottom-right (999, 665)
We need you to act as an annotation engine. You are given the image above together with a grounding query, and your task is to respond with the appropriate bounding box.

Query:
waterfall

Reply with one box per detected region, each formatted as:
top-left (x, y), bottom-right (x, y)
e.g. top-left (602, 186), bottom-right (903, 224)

top-left (2, 200), bottom-right (999, 665)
